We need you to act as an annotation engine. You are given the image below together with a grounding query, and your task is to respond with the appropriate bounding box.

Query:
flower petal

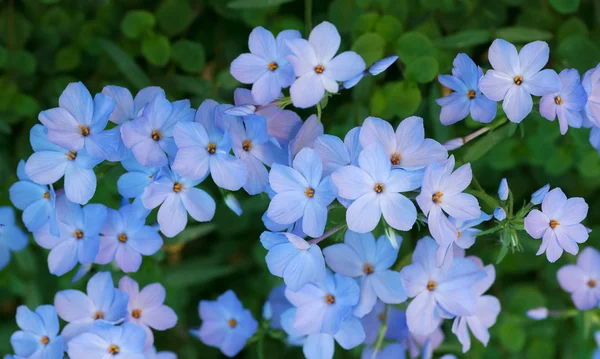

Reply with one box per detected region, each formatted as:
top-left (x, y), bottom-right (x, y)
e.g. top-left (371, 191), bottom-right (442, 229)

top-left (346, 192), bottom-right (381, 233)
top-left (308, 21), bottom-right (341, 63)
top-left (502, 84), bottom-right (533, 123)
top-left (326, 52), bottom-right (366, 82)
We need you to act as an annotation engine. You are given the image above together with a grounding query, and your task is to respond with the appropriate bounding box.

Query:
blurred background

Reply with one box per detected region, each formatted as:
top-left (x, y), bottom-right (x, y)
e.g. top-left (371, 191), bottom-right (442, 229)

top-left (1, 0), bottom-right (599, 357)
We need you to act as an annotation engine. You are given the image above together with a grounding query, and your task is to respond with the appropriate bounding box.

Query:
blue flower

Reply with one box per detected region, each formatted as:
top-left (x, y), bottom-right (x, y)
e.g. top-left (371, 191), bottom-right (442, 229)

top-left (9, 305), bottom-right (63, 359)
top-left (24, 125), bottom-right (102, 205)
top-left (436, 54), bottom-right (497, 125)
top-left (493, 207), bottom-right (506, 221)
top-left (145, 346), bottom-right (177, 359)
top-left (360, 301), bottom-right (408, 345)
top-left (141, 166), bottom-right (216, 237)
top-left (0, 207), bottom-right (28, 270)
top-left (448, 211), bottom-right (492, 250)
top-left (121, 92), bottom-right (195, 168)
top-left (68, 322), bottom-right (146, 359)
top-left (359, 116), bottom-right (447, 170)
top-left (524, 187), bottom-right (589, 262)
top-left (361, 343), bottom-right (407, 359)
top-left (224, 194), bottom-right (243, 216)
top-left (399, 237), bottom-right (485, 336)
top-left (557, 247), bottom-right (600, 310)
top-left (190, 290), bottom-right (258, 358)
top-left (530, 184), bottom-right (550, 205)
top-left (227, 115), bottom-right (286, 194)
top-left (54, 272), bottom-right (128, 342)
top-left (230, 27), bottom-right (301, 105)
top-left (479, 39), bottom-right (560, 123)
top-left (38, 82), bottom-right (121, 161)
top-left (34, 194), bottom-right (107, 276)
top-left (323, 231), bottom-right (407, 317)
top-left (588, 66), bottom-right (600, 124)
top-left (526, 307), bottom-right (548, 320)
top-left (342, 56), bottom-right (398, 89)
top-left (287, 21), bottom-right (366, 108)
top-left (260, 231), bottom-right (326, 291)
top-left (101, 85), bottom-right (165, 161)
top-left (331, 143), bottom-right (421, 233)
top-left (267, 148), bottom-right (337, 237)
top-left (581, 64), bottom-right (600, 127)
top-left (263, 285), bottom-right (292, 330)
top-left (497, 178), bottom-right (509, 201)
top-left (172, 99), bottom-right (247, 191)
top-left (96, 199), bottom-right (162, 273)
top-left (117, 154), bottom-right (160, 199)
top-left (313, 127), bottom-right (362, 176)
top-left (539, 68), bottom-right (587, 135)
top-left (287, 114), bottom-right (324, 165)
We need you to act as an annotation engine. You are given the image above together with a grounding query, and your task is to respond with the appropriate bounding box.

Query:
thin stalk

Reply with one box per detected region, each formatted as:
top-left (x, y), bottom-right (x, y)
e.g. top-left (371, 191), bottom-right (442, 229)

top-left (305, 0), bottom-right (313, 37)
top-left (309, 224), bottom-right (346, 245)
top-left (370, 305), bottom-right (389, 359)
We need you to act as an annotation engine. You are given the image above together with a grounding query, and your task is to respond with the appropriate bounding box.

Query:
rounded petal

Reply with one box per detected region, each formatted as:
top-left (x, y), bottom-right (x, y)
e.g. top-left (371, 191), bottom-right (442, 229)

top-left (469, 96), bottom-right (497, 124)
top-left (380, 192), bottom-right (417, 231)
top-left (267, 191), bottom-right (307, 225)
top-left (438, 93), bottom-right (470, 126)
top-left (269, 164), bottom-right (307, 193)
top-left (523, 69), bottom-right (561, 97)
top-left (358, 143), bottom-right (391, 183)
top-left (302, 200), bottom-right (328, 237)
top-left (303, 333), bottom-right (335, 359)
top-left (59, 82), bottom-right (94, 125)
top-left (371, 270), bottom-right (407, 304)
top-left (326, 52), bottom-right (366, 82)
top-left (557, 264), bottom-right (586, 293)
top-left (519, 41), bottom-right (549, 78)
top-left (293, 148), bottom-right (323, 189)
top-left (290, 72), bottom-right (325, 109)
top-left (48, 240), bottom-right (78, 276)
top-left (346, 192), bottom-right (381, 233)
top-left (157, 195), bottom-right (187, 238)
top-left (143, 305), bottom-right (178, 330)
top-left (478, 70), bottom-right (514, 102)
top-left (359, 116), bottom-right (396, 156)
top-left (331, 165), bottom-right (375, 200)
top-left (181, 187), bottom-right (216, 222)
top-left (64, 166), bottom-right (96, 205)
top-left (323, 243), bottom-right (364, 277)
top-left (438, 75), bottom-right (468, 94)
top-left (25, 151), bottom-right (68, 185)
top-left (54, 289), bottom-right (94, 322)
top-left (406, 292), bottom-right (438, 336)
top-left (488, 39), bottom-right (519, 76)
top-left (308, 21), bottom-right (340, 63)
top-left (230, 54), bottom-right (269, 84)
top-left (502, 84), bottom-right (533, 123)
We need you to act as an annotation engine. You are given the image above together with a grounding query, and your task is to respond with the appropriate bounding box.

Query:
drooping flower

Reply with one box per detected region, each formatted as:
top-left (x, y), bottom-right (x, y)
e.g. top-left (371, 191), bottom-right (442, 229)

top-left (141, 166), bottom-right (215, 237)
top-left (332, 143), bottom-right (421, 233)
top-left (25, 125), bottom-right (102, 205)
top-left (9, 305), bottom-right (64, 359)
top-left (399, 237), bottom-right (485, 336)
top-left (267, 148), bottom-right (337, 237)
top-left (313, 127), bottom-right (362, 176)
top-left (68, 322), bottom-right (146, 359)
top-left (96, 200), bottom-right (162, 273)
top-left (144, 346), bottom-right (177, 359)
top-left (285, 271), bottom-right (360, 336)
top-left (117, 154), bottom-right (160, 199)
top-left (172, 99), bottom-right (247, 191)
top-left (118, 276), bottom-right (178, 348)
top-left (530, 184), bottom-right (550, 205)
top-left (190, 290), bottom-right (258, 358)
top-left (54, 272), bottom-right (128, 341)
top-left (539, 68), bottom-right (587, 135)
top-left (260, 231), bottom-right (326, 291)
top-left (416, 155), bottom-right (480, 264)
top-left (121, 92), bottom-right (195, 168)
top-left (448, 211), bottom-right (492, 250)
top-left (359, 116), bottom-right (447, 170)
top-left (287, 21), bottom-right (366, 108)
top-left (0, 207), bottom-right (28, 271)
top-left (556, 247), bottom-right (600, 310)
top-left (323, 231), bottom-right (406, 317)
top-left (451, 257), bottom-right (501, 353)
top-left (230, 27), bottom-right (301, 105)
top-left (524, 187), bottom-right (589, 262)
top-left (479, 39), bottom-right (560, 123)
top-left (38, 82), bottom-right (121, 161)
top-left (498, 178), bottom-right (509, 201)
top-left (436, 53), bottom-right (497, 125)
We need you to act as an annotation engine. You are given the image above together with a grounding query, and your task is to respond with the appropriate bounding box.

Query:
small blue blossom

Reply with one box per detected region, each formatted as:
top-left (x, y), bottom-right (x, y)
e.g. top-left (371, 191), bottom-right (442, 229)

top-left (117, 154), bottom-right (160, 199)
top-left (557, 247), bottom-right (600, 310)
top-left (0, 207), bottom-right (28, 271)
top-left (448, 211), bottom-right (492, 250)
top-left (323, 231), bottom-right (407, 317)
top-left (68, 322), bottom-right (146, 359)
top-left (230, 27), bottom-right (301, 105)
top-left (287, 114), bottom-right (324, 165)
top-left (589, 66), bottom-right (600, 124)
top-left (25, 125), bottom-right (102, 205)
top-left (526, 307), bottom-right (548, 320)
top-left (287, 21), bottom-right (366, 108)
top-left (121, 92), bottom-right (195, 168)
top-left (260, 231), bottom-right (326, 291)
top-left (479, 39), bottom-right (560, 123)
top-left (263, 285), bottom-right (292, 330)
top-left (497, 178), bottom-right (509, 201)
top-left (54, 272), bottom-right (128, 342)
top-left (190, 290), bottom-right (258, 358)
top-left (539, 68), bottom-right (587, 134)
top-left (530, 184), bottom-right (550, 205)
top-left (313, 127), bottom-right (362, 177)
top-left (10, 305), bottom-right (64, 359)
top-left (493, 207), bottom-right (506, 221)
top-left (267, 148), bottom-right (337, 237)
top-left (360, 301), bottom-right (408, 345)
top-left (436, 54), bottom-right (497, 125)
top-left (141, 166), bottom-right (216, 237)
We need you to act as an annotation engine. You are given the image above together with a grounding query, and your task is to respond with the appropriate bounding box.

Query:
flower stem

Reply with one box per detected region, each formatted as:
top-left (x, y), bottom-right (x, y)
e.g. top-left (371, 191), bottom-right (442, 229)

top-left (309, 224), bottom-right (346, 245)
top-left (371, 305), bottom-right (388, 359)
top-left (305, 0), bottom-right (312, 37)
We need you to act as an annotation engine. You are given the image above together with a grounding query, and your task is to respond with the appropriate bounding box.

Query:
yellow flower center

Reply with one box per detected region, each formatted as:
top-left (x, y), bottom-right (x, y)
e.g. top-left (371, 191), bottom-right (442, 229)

top-left (588, 279), bottom-right (597, 288)
top-left (549, 219), bottom-right (559, 229)
top-left (324, 295), bottom-right (335, 304)
top-left (268, 62), bottom-right (278, 71)
top-left (132, 308), bottom-right (142, 319)
top-left (467, 90), bottom-right (476, 99)
top-left (304, 187), bottom-right (315, 198)
top-left (427, 280), bottom-right (437, 291)
top-left (94, 311), bottom-right (104, 320)
top-left (432, 191), bottom-right (443, 204)
top-left (43, 192), bottom-right (51, 199)
top-left (207, 143), bottom-right (217, 154)
top-left (173, 183), bottom-right (184, 193)
top-left (554, 96), bottom-right (563, 105)
top-left (390, 153), bottom-right (401, 165)
top-left (374, 183), bottom-right (385, 193)
top-left (109, 345), bottom-right (119, 355)
top-left (315, 65), bottom-right (325, 74)
top-left (151, 130), bottom-right (162, 141)
top-left (78, 125), bottom-right (90, 137)
top-left (457, 231), bottom-right (461, 238)
top-left (228, 319), bottom-right (237, 328)
top-left (118, 233), bottom-right (128, 243)
top-left (514, 76), bottom-right (523, 85)
top-left (66, 150), bottom-right (77, 161)
top-left (363, 263), bottom-right (374, 275)
top-left (73, 230), bottom-right (84, 239)
top-left (242, 139), bottom-right (252, 151)
top-left (40, 336), bottom-right (50, 345)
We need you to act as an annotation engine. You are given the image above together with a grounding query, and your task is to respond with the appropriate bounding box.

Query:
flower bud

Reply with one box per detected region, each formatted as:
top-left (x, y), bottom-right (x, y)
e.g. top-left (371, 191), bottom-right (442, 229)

top-left (493, 207), bottom-right (506, 221)
top-left (526, 307), bottom-right (548, 320)
top-left (498, 178), bottom-right (509, 201)
top-left (530, 184), bottom-right (550, 205)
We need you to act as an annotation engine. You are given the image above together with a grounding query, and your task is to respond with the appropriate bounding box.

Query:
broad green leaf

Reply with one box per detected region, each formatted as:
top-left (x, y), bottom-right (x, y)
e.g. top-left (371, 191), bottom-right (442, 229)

top-left (496, 26), bottom-right (553, 42)
top-left (98, 39), bottom-right (152, 90)
top-left (557, 36), bottom-right (600, 73)
top-left (164, 259), bottom-right (240, 288)
top-left (171, 39), bottom-right (206, 73)
top-left (141, 32), bottom-right (171, 67)
top-left (228, 0), bottom-right (294, 8)
top-left (549, 0), bottom-right (580, 14)
top-left (436, 29), bottom-right (491, 49)
top-left (352, 32), bottom-right (385, 65)
top-left (396, 32), bottom-right (435, 64)
top-left (6, 50), bottom-right (36, 75)
top-left (375, 15), bottom-right (403, 43)
top-left (498, 315), bottom-right (527, 352)
top-left (121, 10), bottom-right (156, 39)
top-left (385, 81), bottom-right (422, 118)
top-left (156, 0), bottom-right (195, 37)
top-left (405, 56), bottom-right (438, 83)
top-left (352, 13), bottom-right (379, 40)
top-left (55, 46), bottom-right (81, 72)
top-left (557, 17), bottom-right (588, 43)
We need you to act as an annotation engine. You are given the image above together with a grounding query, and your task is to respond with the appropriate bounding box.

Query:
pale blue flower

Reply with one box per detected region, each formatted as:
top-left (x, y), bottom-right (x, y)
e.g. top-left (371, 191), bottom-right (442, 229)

top-left (287, 114), bottom-right (324, 165)
top-left (0, 207), bottom-right (28, 270)
top-left (539, 68), bottom-right (587, 134)
top-left (493, 207), bottom-right (506, 221)
top-left (557, 247), bottom-right (600, 310)
top-left (448, 211), bottom-right (492, 250)
top-left (313, 127), bottom-right (362, 176)
top-left (144, 346), bottom-right (177, 359)
top-left (263, 285), bottom-right (292, 330)
top-left (342, 56), bottom-right (398, 89)
top-left (117, 154), bottom-right (160, 199)
top-left (68, 322), bottom-right (146, 359)
top-left (526, 307), bottom-right (548, 320)
top-left (530, 184), bottom-right (550, 205)
top-left (581, 64), bottom-right (600, 127)
top-left (498, 178), bottom-right (509, 201)
top-left (9, 305), bottom-right (63, 359)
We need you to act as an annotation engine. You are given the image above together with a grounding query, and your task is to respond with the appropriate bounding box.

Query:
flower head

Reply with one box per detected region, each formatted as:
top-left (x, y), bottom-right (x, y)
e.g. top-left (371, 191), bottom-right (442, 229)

top-left (314, 127), bottom-right (362, 177)
top-left (479, 39), bottom-right (560, 123)
top-left (0, 207), bottom-right (28, 270)
top-left (524, 187), bottom-right (589, 262)
top-left (360, 301), bottom-right (409, 345)
top-left (557, 247), bottom-right (600, 310)
top-left (323, 231), bottom-right (406, 317)
top-left (10, 305), bottom-right (64, 359)
top-left (68, 322), bottom-right (146, 359)
top-left (263, 285), bottom-right (292, 330)
top-left (117, 155), bottom-right (160, 199)
top-left (287, 21), bottom-right (366, 108)
top-left (190, 290), bottom-right (258, 357)
top-left (493, 207), bottom-right (506, 221)
top-left (231, 27), bottom-right (301, 105)
top-left (331, 143), bottom-right (421, 233)
top-left (448, 211), bottom-right (492, 250)
top-left (54, 272), bottom-right (128, 341)
top-left (436, 54), bottom-right (497, 125)
top-left (539, 68), bottom-right (587, 134)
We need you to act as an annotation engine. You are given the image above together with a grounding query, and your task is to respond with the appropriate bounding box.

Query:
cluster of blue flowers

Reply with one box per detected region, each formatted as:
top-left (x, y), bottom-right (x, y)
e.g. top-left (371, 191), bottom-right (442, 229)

top-left (1, 19), bottom-right (599, 359)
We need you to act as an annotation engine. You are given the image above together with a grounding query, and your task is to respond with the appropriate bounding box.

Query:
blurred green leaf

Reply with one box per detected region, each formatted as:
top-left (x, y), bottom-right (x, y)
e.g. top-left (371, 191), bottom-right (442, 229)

top-left (171, 40), bottom-right (206, 73)
top-left (498, 315), bottom-right (527, 352)
top-left (549, 0), bottom-right (580, 14)
top-left (164, 259), bottom-right (240, 288)
top-left (385, 81), bottom-right (422, 118)
top-left (352, 13), bottom-right (380, 39)
top-left (55, 46), bottom-right (82, 72)
top-left (464, 122), bottom-right (517, 162)
top-left (496, 27), bottom-right (553, 42)
top-left (98, 39), bottom-right (152, 90)
top-left (142, 32), bottom-right (171, 67)
top-left (436, 29), bottom-right (491, 49)
top-left (121, 10), bottom-right (156, 39)
top-left (557, 36), bottom-right (600, 73)
top-left (6, 50), bottom-right (36, 75)
top-left (156, 0), bottom-right (195, 37)
top-left (396, 32), bottom-right (435, 64)
top-left (352, 33), bottom-right (385, 65)
top-left (0, 9), bottom-right (32, 48)
top-left (375, 15), bottom-right (403, 43)
top-left (557, 17), bottom-right (588, 43)
top-left (228, 0), bottom-right (294, 8)
top-left (405, 56), bottom-right (438, 83)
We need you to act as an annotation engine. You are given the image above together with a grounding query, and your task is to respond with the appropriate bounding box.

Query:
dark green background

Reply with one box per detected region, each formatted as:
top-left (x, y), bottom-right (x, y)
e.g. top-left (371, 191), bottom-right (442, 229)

top-left (1, 0), bottom-right (599, 357)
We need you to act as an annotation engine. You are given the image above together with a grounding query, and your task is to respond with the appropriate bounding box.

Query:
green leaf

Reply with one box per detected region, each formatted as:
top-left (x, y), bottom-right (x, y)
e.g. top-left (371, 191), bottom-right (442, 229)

top-left (121, 10), bottom-right (156, 39)
top-left (557, 17), bottom-right (588, 43)
top-left (98, 39), bottom-right (152, 90)
top-left (385, 81), bottom-right (422, 118)
top-left (228, 0), bottom-right (294, 8)
top-left (55, 46), bottom-right (81, 72)
top-left (405, 56), bottom-right (438, 83)
top-left (171, 39), bottom-right (206, 73)
top-left (436, 29), bottom-right (491, 49)
top-left (498, 315), bottom-right (527, 352)
top-left (464, 122), bottom-right (517, 162)
top-left (557, 36), bottom-right (600, 73)
top-left (375, 15), bottom-right (403, 43)
top-left (495, 27), bottom-right (553, 42)
top-left (164, 259), bottom-right (240, 288)
top-left (6, 50), bottom-right (36, 75)
top-left (141, 32), bottom-right (171, 67)
top-left (352, 13), bottom-right (379, 39)
top-left (396, 32), bottom-right (435, 64)
top-left (12, 94), bottom-right (39, 117)
top-left (156, 0), bottom-right (195, 37)
top-left (549, 0), bottom-right (580, 14)
top-left (352, 33), bottom-right (385, 65)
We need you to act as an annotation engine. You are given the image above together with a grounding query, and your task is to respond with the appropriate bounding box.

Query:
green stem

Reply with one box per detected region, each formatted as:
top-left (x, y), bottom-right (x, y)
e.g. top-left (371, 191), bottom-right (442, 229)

top-left (316, 101), bottom-right (322, 122)
top-left (371, 305), bottom-right (388, 359)
top-left (257, 333), bottom-right (265, 359)
top-left (309, 224), bottom-right (346, 245)
top-left (305, 0), bottom-right (312, 37)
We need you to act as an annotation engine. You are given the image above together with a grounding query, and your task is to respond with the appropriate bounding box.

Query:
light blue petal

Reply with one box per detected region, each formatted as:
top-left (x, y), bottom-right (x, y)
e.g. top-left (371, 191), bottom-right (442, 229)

top-left (523, 69), bottom-right (561, 97)
top-left (90, 93), bottom-right (115, 133)
top-left (101, 85), bottom-right (134, 124)
top-left (438, 75), bottom-right (467, 94)
top-left (64, 166), bottom-right (96, 205)
top-left (283, 245), bottom-right (326, 291)
top-left (303, 333), bottom-right (334, 359)
top-left (244, 115), bottom-right (269, 144)
top-left (118, 171), bottom-right (153, 199)
top-left (16, 160), bottom-right (29, 181)
top-left (488, 39), bottom-right (520, 76)
top-left (9, 181), bottom-right (47, 210)
top-left (374, 235), bottom-right (399, 269)
top-left (358, 143), bottom-right (390, 183)
top-left (371, 270), bottom-right (406, 303)
top-left (451, 54), bottom-right (480, 91)
top-left (77, 235), bottom-right (100, 264)
top-left (86, 273), bottom-right (116, 315)
top-left (59, 82), bottom-right (94, 125)
top-left (469, 96), bottom-right (497, 124)
top-left (29, 124), bottom-right (64, 153)
top-left (24, 151), bottom-right (68, 185)
top-left (180, 187), bottom-right (216, 222)
top-left (210, 152), bottom-right (247, 191)
top-left (502, 85), bottom-right (533, 123)
top-left (10, 331), bottom-right (39, 357)
top-left (35, 305), bottom-right (60, 336)
top-left (323, 243), bottom-right (364, 277)
top-left (437, 92), bottom-right (470, 126)
top-left (143, 93), bottom-right (172, 132)
top-left (83, 204), bottom-right (107, 235)
top-left (22, 199), bottom-right (52, 233)
top-left (333, 316), bottom-right (365, 349)
top-left (368, 56), bottom-right (398, 76)
top-left (134, 87), bottom-right (165, 115)
top-left (327, 51), bottom-right (366, 82)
